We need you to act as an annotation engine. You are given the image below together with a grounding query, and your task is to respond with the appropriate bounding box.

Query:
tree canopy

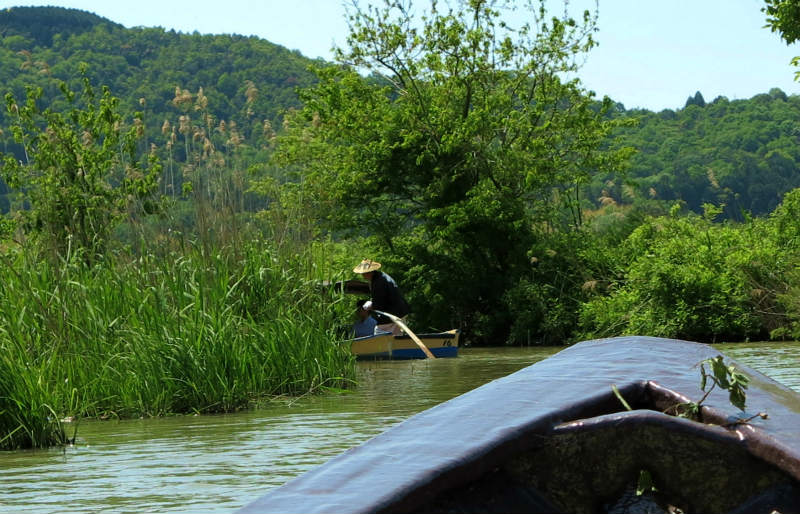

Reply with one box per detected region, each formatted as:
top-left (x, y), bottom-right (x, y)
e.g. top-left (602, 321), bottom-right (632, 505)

top-left (272, 0), bottom-right (631, 342)
top-left (592, 89), bottom-right (800, 219)
top-left (764, 0), bottom-right (800, 43)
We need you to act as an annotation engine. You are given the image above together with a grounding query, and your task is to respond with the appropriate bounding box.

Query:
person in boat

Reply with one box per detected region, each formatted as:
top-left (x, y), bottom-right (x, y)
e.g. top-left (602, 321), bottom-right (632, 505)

top-left (352, 298), bottom-right (378, 338)
top-left (353, 259), bottom-right (410, 335)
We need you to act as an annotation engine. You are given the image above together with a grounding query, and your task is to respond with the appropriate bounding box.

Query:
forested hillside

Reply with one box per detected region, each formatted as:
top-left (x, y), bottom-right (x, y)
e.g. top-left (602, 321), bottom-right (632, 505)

top-left (2, 6), bottom-right (799, 219)
top-left (0, 6), bottom-right (317, 151)
top-left (595, 89), bottom-right (800, 219)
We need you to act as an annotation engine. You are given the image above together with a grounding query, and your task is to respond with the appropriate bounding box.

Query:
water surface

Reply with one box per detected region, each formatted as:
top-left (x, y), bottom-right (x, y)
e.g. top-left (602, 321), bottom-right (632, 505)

top-left (1, 343), bottom-right (797, 513)
top-left (0, 347), bottom-right (555, 513)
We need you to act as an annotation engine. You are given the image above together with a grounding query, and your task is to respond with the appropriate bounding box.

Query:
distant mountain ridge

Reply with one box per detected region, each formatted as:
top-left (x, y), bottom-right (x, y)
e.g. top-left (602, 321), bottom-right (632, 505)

top-left (0, 5), bottom-right (318, 133)
top-left (0, 6), bottom-right (121, 46)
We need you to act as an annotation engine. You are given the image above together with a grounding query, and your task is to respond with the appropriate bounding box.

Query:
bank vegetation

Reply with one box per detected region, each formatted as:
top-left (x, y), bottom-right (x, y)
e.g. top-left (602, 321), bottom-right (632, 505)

top-left (3, 0), bottom-right (800, 449)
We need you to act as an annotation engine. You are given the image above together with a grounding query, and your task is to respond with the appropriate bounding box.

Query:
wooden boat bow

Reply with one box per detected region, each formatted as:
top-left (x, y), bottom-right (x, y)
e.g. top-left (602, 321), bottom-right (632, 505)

top-left (239, 336), bottom-right (800, 513)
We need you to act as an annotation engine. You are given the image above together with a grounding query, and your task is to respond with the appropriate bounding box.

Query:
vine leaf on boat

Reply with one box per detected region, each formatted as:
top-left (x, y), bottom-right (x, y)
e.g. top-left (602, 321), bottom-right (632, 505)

top-left (611, 356), bottom-right (767, 424)
top-left (700, 356), bottom-right (749, 411)
top-left (679, 356), bottom-right (767, 424)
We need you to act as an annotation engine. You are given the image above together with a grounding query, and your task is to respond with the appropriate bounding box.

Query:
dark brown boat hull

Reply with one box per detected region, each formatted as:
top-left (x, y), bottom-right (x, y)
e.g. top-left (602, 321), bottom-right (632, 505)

top-left (239, 336), bottom-right (800, 513)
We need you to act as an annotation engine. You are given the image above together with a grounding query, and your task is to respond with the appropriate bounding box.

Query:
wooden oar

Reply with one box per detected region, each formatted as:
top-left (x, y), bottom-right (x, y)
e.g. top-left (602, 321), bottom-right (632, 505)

top-left (373, 310), bottom-right (436, 359)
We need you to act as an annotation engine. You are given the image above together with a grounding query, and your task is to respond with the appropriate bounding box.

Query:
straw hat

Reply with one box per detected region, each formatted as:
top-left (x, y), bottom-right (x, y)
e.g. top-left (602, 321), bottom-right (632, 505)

top-left (353, 259), bottom-right (381, 274)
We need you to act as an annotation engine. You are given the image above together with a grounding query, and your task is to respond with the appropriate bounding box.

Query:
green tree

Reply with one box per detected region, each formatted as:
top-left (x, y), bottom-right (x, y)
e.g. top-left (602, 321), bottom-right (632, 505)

top-left (1, 66), bottom-right (161, 261)
top-left (684, 91), bottom-right (706, 108)
top-left (764, 0), bottom-right (800, 78)
top-left (764, 0), bottom-right (800, 43)
top-left (271, 0), bottom-right (630, 343)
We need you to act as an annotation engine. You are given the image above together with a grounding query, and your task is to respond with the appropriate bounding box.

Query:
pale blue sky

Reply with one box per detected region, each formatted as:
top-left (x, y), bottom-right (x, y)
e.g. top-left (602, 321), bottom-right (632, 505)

top-left (4, 0), bottom-right (799, 111)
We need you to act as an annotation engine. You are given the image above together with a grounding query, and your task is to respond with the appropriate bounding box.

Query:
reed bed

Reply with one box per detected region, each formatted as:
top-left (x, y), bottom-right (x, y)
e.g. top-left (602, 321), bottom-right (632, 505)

top-left (0, 242), bottom-right (355, 450)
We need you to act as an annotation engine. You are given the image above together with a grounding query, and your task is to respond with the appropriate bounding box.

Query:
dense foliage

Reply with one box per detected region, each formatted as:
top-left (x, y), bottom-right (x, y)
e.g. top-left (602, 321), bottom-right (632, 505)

top-left (3, 5), bottom-right (800, 222)
top-left (3, 1), bottom-right (800, 449)
top-left (578, 201), bottom-right (800, 342)
top-left (592, 89), bottom-right (800, 219)
top-left (2, 68), bottom-right (161, 261)
top-left (0, 6), bottom-right (317, 124)
top-left (764, 0), bottom-right (800, 44)
top-left (0, 242), bottom-right (356, 450)
top-left (273, 0), bottom-right (633, 344)
top-left (0, 6), bottom-right (317, 207)
top-left (0, 6), bottom-right (354, 450)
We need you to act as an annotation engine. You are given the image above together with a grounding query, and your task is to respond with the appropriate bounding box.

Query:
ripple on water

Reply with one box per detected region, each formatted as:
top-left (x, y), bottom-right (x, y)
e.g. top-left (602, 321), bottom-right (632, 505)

top-left (715, 341), bottom-right (800, 392)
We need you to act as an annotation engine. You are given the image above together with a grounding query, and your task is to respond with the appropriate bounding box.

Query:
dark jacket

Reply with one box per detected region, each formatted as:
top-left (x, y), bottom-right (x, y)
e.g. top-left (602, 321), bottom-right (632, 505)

top-left (370, 270), bottom-right (410, 324)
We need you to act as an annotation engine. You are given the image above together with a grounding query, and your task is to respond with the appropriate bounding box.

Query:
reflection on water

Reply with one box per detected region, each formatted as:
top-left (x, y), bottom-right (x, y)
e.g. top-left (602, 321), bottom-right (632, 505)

top-left (0, 343), bottom-right (797, 513)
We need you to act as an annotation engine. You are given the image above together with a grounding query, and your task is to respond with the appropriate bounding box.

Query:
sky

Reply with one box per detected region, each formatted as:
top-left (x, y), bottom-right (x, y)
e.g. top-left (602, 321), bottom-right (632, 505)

top-left (4, 0), bottom-right (800, 111)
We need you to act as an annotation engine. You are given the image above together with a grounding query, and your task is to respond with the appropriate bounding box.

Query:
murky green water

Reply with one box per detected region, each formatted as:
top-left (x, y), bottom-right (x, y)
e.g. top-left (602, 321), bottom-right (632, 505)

top-left (1, 343), bottom-right (798, 513)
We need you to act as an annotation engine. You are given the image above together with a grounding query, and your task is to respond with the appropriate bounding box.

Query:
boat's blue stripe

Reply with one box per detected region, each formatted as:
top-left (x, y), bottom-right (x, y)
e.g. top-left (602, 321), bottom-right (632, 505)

top-left (355, 346), bottom-right (459, 360)
top-left (389, 347), bottom-right (459, 359)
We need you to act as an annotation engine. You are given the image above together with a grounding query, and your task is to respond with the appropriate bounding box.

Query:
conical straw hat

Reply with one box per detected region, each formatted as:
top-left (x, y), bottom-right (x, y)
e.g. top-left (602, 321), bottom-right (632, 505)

top-left (353, 259), bottom-right (381, 274)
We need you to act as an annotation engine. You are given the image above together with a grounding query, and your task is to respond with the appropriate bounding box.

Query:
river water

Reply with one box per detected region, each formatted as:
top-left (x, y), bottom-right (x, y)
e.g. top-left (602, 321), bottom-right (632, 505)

top-left (1, 343), bottom-right (798, 513)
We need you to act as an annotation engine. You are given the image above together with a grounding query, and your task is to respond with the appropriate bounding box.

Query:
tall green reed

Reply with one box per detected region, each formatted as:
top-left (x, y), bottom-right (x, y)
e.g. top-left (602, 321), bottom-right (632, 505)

top-left (0, 241), bottom-right (355, 450)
